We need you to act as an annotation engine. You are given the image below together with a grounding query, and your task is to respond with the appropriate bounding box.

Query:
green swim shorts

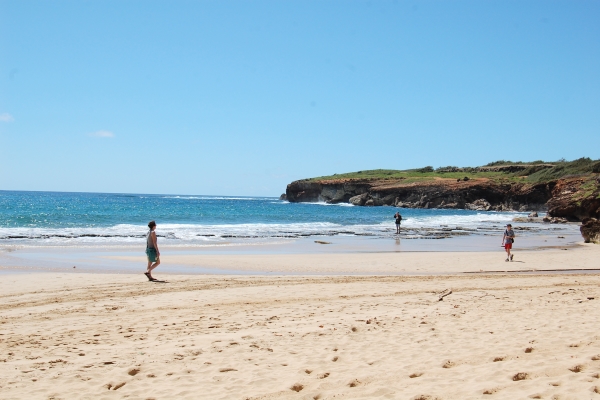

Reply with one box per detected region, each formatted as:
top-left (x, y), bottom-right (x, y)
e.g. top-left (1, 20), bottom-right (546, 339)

top-left (146, 248), bottom-right (158, 262)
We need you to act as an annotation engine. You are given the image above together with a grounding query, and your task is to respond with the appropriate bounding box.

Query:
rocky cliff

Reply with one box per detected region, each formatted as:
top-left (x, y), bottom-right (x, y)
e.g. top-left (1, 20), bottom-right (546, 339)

top-left (286, 178), bottom-right (554, 212)
top-left (285, 160), bottom-right (600, 242)
top-left (581, 218), bottom-right (600, 244)
top-left (286, 175), bottom-right (600, 219)
top-left (545, 177), bottom-right (600, 220)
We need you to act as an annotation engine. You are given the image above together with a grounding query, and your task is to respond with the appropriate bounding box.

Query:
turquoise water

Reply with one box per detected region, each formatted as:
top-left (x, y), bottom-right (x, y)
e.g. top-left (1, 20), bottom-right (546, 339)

top-left (0, 190), bottom-right (576, 247)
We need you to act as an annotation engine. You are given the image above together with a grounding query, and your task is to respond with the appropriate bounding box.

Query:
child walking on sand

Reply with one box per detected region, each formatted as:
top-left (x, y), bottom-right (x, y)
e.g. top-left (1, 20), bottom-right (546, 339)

top-left (502, 223), bottom-right (515, 262)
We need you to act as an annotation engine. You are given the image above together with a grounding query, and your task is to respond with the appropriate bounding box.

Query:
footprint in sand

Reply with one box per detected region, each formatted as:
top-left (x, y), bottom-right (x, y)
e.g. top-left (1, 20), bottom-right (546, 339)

top-left (128, 368), bottom-right (140, 376)
top-left (512, 372), bottom-right (529, 381)
top-left (482, 388), bottom-right (499, 395)
top-left (106, 382), bottom-right (126, 390)
top-left (348, 379), bottom-right (361, 387)
top-left (290, 384), bottom-right (304, 392)
top-left (493, 357), bottom-right (505, 362)
top-left (442, 360), bottom-right (455, 368)
top-left (409, 372), bottom-right (423, 378)
top-left (318, 372), bottom-right (330, 379)
top-left (569, 365), bottom-right (584, 373)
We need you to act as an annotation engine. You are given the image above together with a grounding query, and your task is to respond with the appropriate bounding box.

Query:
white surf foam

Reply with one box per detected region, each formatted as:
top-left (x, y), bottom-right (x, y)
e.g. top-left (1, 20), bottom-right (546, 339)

top-left (0, 213), bottom-right (578, 247)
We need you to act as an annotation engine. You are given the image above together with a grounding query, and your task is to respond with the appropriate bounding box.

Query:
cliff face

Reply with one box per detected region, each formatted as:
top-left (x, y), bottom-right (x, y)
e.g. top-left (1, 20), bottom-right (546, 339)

top-left (366, 179), bottom-right (553, 211)
top-left (285, 180), bottom-right (371, 204)
top-left (546, 177), bottom-right (600, 220)
top-left (286, 176), bottom-right (600, 218)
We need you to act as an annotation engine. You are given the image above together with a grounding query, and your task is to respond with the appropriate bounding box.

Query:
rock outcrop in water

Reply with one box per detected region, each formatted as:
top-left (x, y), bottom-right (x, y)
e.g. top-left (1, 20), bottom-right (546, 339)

top-left (580, 218), bottom-right (600, 244)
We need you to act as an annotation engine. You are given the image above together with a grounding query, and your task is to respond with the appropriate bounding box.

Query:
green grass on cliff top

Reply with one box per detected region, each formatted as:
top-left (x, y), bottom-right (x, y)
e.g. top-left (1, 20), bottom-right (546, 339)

top-left (305, 158), bottom-right (600, 184)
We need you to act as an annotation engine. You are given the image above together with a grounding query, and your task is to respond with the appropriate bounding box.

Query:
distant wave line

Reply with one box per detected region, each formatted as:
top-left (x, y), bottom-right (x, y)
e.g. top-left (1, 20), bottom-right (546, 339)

top-left (162, 196), bottom-right (277, 201)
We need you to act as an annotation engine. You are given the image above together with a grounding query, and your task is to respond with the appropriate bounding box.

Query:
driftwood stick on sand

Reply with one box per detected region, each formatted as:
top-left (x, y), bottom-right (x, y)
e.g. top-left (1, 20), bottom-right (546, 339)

top-left (438, 289), bottom-right (453, 301)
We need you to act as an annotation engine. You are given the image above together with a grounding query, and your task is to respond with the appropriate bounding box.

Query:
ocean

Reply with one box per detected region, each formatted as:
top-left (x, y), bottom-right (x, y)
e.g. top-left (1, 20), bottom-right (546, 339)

top-left (0, 190), bottom-right (579, 248)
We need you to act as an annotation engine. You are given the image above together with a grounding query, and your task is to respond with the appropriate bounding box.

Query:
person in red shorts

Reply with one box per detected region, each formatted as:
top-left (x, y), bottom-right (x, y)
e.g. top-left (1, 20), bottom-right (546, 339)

top-left (502, 223), bottom-right (516, 262)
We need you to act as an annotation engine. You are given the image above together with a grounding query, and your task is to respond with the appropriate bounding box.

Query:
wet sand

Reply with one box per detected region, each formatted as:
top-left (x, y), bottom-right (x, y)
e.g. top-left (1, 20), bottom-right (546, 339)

top-left (109, 242), bottom-right (598, 276)
top-left (0, 230), bottom-right (584, 275)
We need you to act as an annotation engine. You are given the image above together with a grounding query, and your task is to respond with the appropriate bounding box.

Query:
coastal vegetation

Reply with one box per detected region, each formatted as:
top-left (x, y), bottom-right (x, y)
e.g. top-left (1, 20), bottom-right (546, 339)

top-left (306, 157), bottom-right (600, 185)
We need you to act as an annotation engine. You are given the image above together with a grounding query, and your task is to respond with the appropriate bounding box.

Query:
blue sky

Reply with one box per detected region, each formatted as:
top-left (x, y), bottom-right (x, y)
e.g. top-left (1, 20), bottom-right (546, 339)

top-left (1, 1), bottom-right (599, 196)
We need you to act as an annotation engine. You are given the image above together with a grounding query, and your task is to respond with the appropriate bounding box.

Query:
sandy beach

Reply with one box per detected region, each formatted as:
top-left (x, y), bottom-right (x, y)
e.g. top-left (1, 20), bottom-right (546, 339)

top-left (4, 0), bottom-right (599, 398)
top-left (2, 244), bottom-right (600, 399)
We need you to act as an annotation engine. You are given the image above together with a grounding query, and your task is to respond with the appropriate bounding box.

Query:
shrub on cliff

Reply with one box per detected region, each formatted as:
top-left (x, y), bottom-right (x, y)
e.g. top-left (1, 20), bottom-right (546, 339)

top-left (436, 166), bottom-right (461, 173)
top-left (485, 160), bottom-right (546, 167)
top-left (416, 166), bottom-right (434, 173)
top-left (485, 160), bottom-right (513, 166)
top-left (526, 157), bottom-right (599, 182)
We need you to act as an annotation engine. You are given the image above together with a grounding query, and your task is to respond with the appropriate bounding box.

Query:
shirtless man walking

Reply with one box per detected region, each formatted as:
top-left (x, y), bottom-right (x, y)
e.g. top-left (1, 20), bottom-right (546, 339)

top-left (144, 220), bottom-right (161, 281)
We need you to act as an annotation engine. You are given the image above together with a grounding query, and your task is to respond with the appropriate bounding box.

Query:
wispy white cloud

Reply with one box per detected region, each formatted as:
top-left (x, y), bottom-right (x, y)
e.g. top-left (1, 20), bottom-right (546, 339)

top-left (0, 113), bottom-right (14, 122)
top-left (88, 130), bottom-right (115, 138)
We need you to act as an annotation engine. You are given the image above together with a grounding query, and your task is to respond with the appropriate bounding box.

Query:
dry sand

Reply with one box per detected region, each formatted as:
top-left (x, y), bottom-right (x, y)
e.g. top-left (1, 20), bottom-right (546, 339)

top-left (2, 245), bottom-right (600, 399)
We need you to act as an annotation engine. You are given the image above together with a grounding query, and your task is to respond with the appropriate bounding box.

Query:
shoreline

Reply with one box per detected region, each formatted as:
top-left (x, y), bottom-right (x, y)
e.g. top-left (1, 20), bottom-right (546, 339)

top-left (0, 233), bottom-right (595, 276)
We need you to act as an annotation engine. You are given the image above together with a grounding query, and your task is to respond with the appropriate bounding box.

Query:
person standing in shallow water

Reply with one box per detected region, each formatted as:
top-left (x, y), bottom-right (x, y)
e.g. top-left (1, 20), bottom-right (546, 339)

top-left (502, 223), bottom-right (516, 262)
top-left (144, 221), bottom-right (160, 281)
top-left (394, 212), bottom-right (402, 234)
